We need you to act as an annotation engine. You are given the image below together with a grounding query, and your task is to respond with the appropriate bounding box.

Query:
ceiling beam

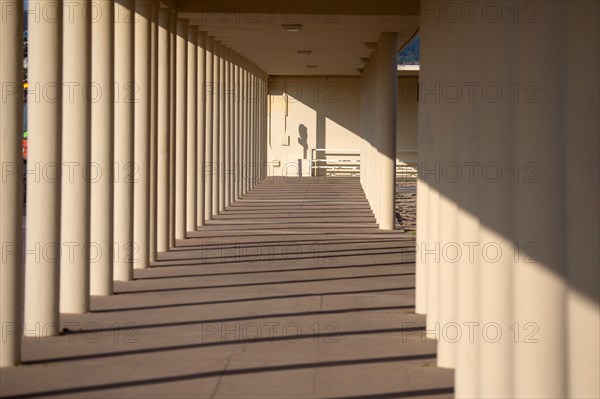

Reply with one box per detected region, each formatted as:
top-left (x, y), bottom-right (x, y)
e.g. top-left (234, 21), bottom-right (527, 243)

top-left (175, 0), bottom-right (420, 16)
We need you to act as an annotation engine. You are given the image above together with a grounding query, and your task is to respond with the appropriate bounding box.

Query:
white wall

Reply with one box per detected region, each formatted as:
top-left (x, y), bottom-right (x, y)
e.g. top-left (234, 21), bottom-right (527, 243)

top-left (267, 75), bottom-right (419, 176)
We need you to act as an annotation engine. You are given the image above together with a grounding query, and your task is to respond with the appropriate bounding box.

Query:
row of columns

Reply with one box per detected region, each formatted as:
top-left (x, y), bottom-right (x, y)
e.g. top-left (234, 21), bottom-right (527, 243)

top-left (0, 0), bottom-right (269, 367)
top-left (359, 33), bottom-right (398, 231)
top-left (416, 1), bottom-right (599, 398)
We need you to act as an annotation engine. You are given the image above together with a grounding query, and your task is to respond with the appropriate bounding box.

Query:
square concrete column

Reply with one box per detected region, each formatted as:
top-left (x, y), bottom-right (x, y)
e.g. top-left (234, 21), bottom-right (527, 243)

top-left (0, 0), bottom-right (24, 366)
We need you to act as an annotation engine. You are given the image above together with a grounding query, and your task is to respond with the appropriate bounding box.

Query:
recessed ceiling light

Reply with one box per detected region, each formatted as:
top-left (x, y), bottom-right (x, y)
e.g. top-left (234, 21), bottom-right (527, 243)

top-left (306, 65), bottom-right (318, 69)
top-left (282, 24), bottom-right (303, 32)
top-left (297, 50), bottom-right (312, 56)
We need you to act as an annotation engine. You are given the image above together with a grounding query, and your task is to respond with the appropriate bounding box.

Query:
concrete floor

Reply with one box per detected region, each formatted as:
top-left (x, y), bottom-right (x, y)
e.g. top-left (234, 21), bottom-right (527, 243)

top-left (0, 177), bottom-right (453, 399)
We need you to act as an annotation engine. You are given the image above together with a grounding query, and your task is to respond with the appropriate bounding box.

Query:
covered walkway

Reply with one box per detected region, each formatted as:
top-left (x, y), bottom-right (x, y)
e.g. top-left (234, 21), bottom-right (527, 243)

top-left (1, 1), bottom-right (598, 397)
top-left (0, 178), bottom-right (453, 399)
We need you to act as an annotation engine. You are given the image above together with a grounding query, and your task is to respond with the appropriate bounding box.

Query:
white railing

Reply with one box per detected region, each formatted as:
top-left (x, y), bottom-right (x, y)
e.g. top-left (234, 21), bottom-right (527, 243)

top-left (396, 149), bottom-right (418, 180)
top-left (308, 148), bottom-right (419, 179)
top-left (309, 148), bottom-right (361, 177)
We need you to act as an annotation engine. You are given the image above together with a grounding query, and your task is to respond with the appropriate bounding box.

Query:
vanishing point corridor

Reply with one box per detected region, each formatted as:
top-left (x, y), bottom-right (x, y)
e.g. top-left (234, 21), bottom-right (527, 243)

top-left (1, 178), bottom-right (453, 398)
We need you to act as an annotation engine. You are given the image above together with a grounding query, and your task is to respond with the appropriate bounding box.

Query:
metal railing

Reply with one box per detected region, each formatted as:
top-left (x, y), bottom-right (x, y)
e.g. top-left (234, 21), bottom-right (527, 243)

top-left (308, 148), bottom-right (418, 179)
top-left (309, 148), bottom-right (361, 177)
top-left (395, 150), bottom-right (418, 181)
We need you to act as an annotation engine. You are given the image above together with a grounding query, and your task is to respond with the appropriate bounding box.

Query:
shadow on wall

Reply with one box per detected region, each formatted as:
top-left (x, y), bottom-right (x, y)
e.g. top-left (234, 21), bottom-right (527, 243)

top-left (298, 124), bottom-right (308, 159)
top-left (268, 77), bottom-right (362, 165)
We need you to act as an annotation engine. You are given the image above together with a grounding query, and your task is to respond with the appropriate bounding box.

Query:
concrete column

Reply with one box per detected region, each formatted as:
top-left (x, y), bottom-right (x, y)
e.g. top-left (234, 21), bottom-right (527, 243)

top-left (456, 189), bottom-right (481, 397)
top-left (222, 48), bottom-right (230, 208)
top-left (262, 78), bottom-right (267, 180)
top-left (186, 28), bottom-right (198, 233)
top-left (415, 49), bottom-right (429, 317)
top-left (361, 62), bottom-right (374, 214)
top-left (415, 19), bottom-right (441, 343)
top-left (90, 0), bottom-right (114, 295)
top-left (212, 42), bottom-right (221, 215)
top-left (371, 33), bottom-right (397, 230)
top-left (565, 4), bottom-right (600, 398)
top-left (434, 137), bottom-right (457, 368)
top-left (156, 8), bottom-right (171, 253)
top-left (255, 73), bottom-right (260, 183)
top-left (174, 19), bottom-right (188, 241)
top-left (477, 11), bottom-right (513, 397)
top-left (148, 0), bottom-right (158, 262)
top-left (113, 0), bottom-right (135, 281)
top-left (24, 0), bottom-right (62, 337)
top-left (256, 75), bottom-right (261, 182)
top-left (258, 74), bottom-right (264, 182)
top-left (247, 64), bottom-right (251, 192)
top-left (60, 0), bottom-right (91, 313)
top-left (418, 2), bottom-right (600, 397)
top-left (204, 37), bottom-right (214, 221)
top-left (454, 31), bottom-right (482, 399)
top-left (168, 10), bottom-right (176, 248)
top-left (256, 76), bottom-right (262, 182)
top-left (426, 177), bottom-right (440, 341)
top-left (260, 75), bottom-right (265, 180)
top-left (513, 3), bottom-right (567, 397)
top-left (415, 179), bottom-right (428, 315)
top-left (249, 71), bottom-right (255, 189)
top-left (218, 45), bottom-right (226, 213)
top-left (359, 64), bottom-right (368, 190)
top-left (240, 58), bottom-right (246, 197)
top-left (0, 0), bottom-right (24, 365)
top-left (239, 61), bottom-right (246, 194)
top-left (253, 70), bottom-right (258, 187)
top-left (133, 0), bottom-right (152, 269)
top-left (242, 62), bottom-right (249, 194)
top-left (434, 29), bottom-right (459, 370)
top-left (196, 31), bottom-right (206, 227)
top-left (247, 65), bottom-right (251, 186)
top-left (230, 58), bottom-right (237, 201)
top-left (234, 55), bottom-right (241, 200)
top-left (257, 76), bottom-right (262, 181)
top-left (417, 6), bottom-right (485, 396)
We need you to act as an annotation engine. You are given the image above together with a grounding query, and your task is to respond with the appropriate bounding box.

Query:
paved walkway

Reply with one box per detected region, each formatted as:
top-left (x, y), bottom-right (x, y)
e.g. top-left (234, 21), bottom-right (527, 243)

top-left (1, 177), bottom-right (453, 399)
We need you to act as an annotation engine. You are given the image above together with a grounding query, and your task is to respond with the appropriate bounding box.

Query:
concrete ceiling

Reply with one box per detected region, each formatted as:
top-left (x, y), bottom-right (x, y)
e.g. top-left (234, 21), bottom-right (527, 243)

top-left (176, 0), bottom-right (420, 76)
